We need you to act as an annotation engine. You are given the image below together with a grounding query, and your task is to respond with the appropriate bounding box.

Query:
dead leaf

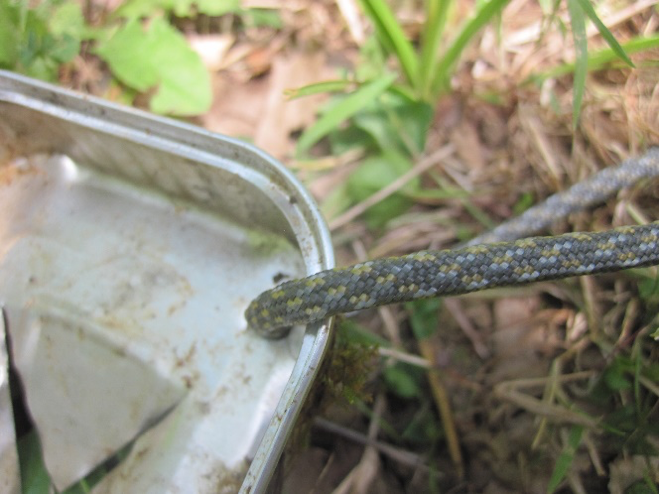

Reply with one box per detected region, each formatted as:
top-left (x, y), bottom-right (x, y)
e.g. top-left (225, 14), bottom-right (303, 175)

top-left (188, 34), bottom-right (235, 72)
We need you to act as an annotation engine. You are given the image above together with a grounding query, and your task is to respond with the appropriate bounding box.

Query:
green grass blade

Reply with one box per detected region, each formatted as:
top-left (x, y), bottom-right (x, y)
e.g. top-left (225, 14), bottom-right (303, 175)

top-left (537, 34), bottom-right (659, 80)
top-left (296, 73), bottom-right (396, 155)
top-left (574, 0), bottom-right (634, 67)
top-left (547, 425), bottom-right (584, 493)
top-left (360, 0), bottom-right (419, 87)
top-left (431, 0), bottom-right (510, 95)
top-left (567, 0), bottom-right (587, 129)
top-left (418, 0), bottom-right (451, 100)
top-left (285, 79), bottom-right (353, 100)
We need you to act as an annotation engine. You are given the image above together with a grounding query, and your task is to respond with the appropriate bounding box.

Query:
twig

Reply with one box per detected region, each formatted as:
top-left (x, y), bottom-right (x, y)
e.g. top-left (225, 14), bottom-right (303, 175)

top-left (444, 299), bottom-right (490, 359)
top-left (329, 145), bottom-right (455, 230)
top-left (378, 347), bottom-right (432, 368)
top-left (336, 0), bottom-right (365, 44)
top-left (314, 416), bottom-right (428, 472)
top-left (418, 338), bottom-right (464, 478)
top-left (494, 386), bottom-right (600, 428)
top-left (329, 393), bottom-right (387, 494)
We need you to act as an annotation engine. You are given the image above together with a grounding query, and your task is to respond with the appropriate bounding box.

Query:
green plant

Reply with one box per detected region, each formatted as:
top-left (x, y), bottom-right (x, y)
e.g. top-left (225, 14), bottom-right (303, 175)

top-left (17, 429), bottom-right (133, 494)
top-left (0, 0), bottom-right (248, 116)
top-left (293, 0), bottom-right (647, 230)
top-left (94, 16), bottom-right (212, 115)
top-left (0, 0), bottom-right (85, 81)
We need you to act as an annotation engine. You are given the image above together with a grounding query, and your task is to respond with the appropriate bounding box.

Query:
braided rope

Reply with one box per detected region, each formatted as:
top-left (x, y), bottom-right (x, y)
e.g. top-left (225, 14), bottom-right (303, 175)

top-left (247, 149), bottom-right (659, 338)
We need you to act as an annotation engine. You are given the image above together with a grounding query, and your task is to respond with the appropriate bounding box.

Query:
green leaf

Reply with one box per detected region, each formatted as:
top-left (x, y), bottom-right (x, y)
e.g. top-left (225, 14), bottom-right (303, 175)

top-left (95, 17), bottom-right (212, 115)
top-left (114, 0), bottom-right (173, 19)
top-left (574, 0), bottom-right (634, 67)
top-left (624, 480), bottom-right (658, 494)
top-left (432, 0), bottom-right (510, 94)
top-left (346, 151), bottom-right (417, 228)
top-left (384, 362), bottom-right (424, 399)
top-left (513, 191), bottom-right (535, 215)
top-left (297, 74), bottom-right (396, 155)
top-left (339, 319), bottom-right (390, 348)
top-left (49, 2), bottom-right (85, 39)
top-left (115, 0), bottom-right (240, 18)
top-left (567, 0), bottom-right (588, 128)
top-left (285, 79), bottom-right (353, 100)
top-left (535, 35), bottom-right (659, 82)
top-left (321, 181), bottom-right (353, 222)
top-left (637, 272), bottom-right (659, 304)
top-left (242, 8), bottom-right (283, 28)
top-left (18, 431), bottom-right (51, 494)
top-left (353, 90), bottom-right (433, 156)
top-left (356, 35), bottom-right (388, 82)
top-left (0, 3), bottom-right (20, 66)
top-left (547, 425), bottom-right (584, 493)
top-left (603, 359), bottom-right (632, 391)
top-left (401, 406), bottom-right (443, 443)
top-left (95, 19), bottom-right (159, 90)
top-left (50, 34), bottom-right (80, 63)
top-left (182, 0), bottom-right (240, 17)
top-left (407, 299), bottom-right (441, 340)
top-left (329, 126), bottom-right (373, 155)
top-left (360, 0), bottom-right (419, 88)
top-left (418, 0), bottom-right (451, 99)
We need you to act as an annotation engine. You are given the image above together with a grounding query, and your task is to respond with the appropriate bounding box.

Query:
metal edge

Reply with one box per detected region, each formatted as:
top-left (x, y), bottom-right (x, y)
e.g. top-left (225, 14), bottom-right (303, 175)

top-left (239, 320), bottom-right (332, 493)
top-left (0, 70), bottom-right (336, 492)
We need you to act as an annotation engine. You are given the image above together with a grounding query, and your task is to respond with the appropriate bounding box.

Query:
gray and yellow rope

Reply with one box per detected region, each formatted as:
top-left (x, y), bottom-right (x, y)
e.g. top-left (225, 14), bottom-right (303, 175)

top-left (246, 148), bottom-right (659, 339)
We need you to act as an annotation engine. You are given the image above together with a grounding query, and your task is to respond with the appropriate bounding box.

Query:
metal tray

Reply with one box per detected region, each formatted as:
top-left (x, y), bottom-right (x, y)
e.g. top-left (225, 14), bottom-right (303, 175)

top-left (0, 70), bottom-right (334, 493)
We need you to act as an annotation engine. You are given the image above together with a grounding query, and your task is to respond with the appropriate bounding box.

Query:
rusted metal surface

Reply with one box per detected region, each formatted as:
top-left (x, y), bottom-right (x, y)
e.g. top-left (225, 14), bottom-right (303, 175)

top-left (0, 70), bottom-right (334, 493)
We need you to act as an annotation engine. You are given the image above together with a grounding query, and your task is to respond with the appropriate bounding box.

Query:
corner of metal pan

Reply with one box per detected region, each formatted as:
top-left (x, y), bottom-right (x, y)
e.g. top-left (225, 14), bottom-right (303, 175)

top-left (0, 69), bottom-right (335, 493)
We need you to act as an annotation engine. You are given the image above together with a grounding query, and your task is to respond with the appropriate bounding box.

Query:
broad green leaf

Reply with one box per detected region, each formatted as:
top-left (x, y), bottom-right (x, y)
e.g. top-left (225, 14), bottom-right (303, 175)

top-left (432, 0), bottom-right (510, 94)
top-left (574, 0), bottom-right (634, 67)
top-left (48, 2), bottom-right (85, 64)
top-left (567, 0), bottom-right (587, 128)
top-left (346, 151), bottom-right (418, 228)
top-left (177, 0), bottom-right (240, 17)
top-left (320, 181), bottom-right (353, 222)
top-left (384, 362), bottom-right (424, 399)
top-left (353, 90), bottom-right (433, 156)
top-left (547, 425), bottom-right (584, 493)
top-left (49, 3), bottom-right (85, 38)
top-left (114, 0), bottom-right (172, 19)
top-left (96, 17), bottom-right (211, 115)
top-left (361, 0), bottom-right (418, 87)
top-left (407, 299), bottom-right (441, 340)
top-left (0, 3), bottom-right (20, 65)
top-left (339, 319), bottom-right (390, 348)
top-left (296, 73), bottom-right (396, 155)
top-left (329, 125), bottom-right (373, 155)
top-left (49, 34), bottom-right (80, 63)
top-left (95, 19), bottom-right (160, 90)
top-left (116, 0), bottom-right (240, 18)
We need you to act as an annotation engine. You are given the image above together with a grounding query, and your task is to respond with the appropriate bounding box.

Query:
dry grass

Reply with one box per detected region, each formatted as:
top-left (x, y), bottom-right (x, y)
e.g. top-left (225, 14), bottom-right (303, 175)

top-left (72, 0), bottom-right (659, 491)
top-left (272, 2), bottom-right (658, 493)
